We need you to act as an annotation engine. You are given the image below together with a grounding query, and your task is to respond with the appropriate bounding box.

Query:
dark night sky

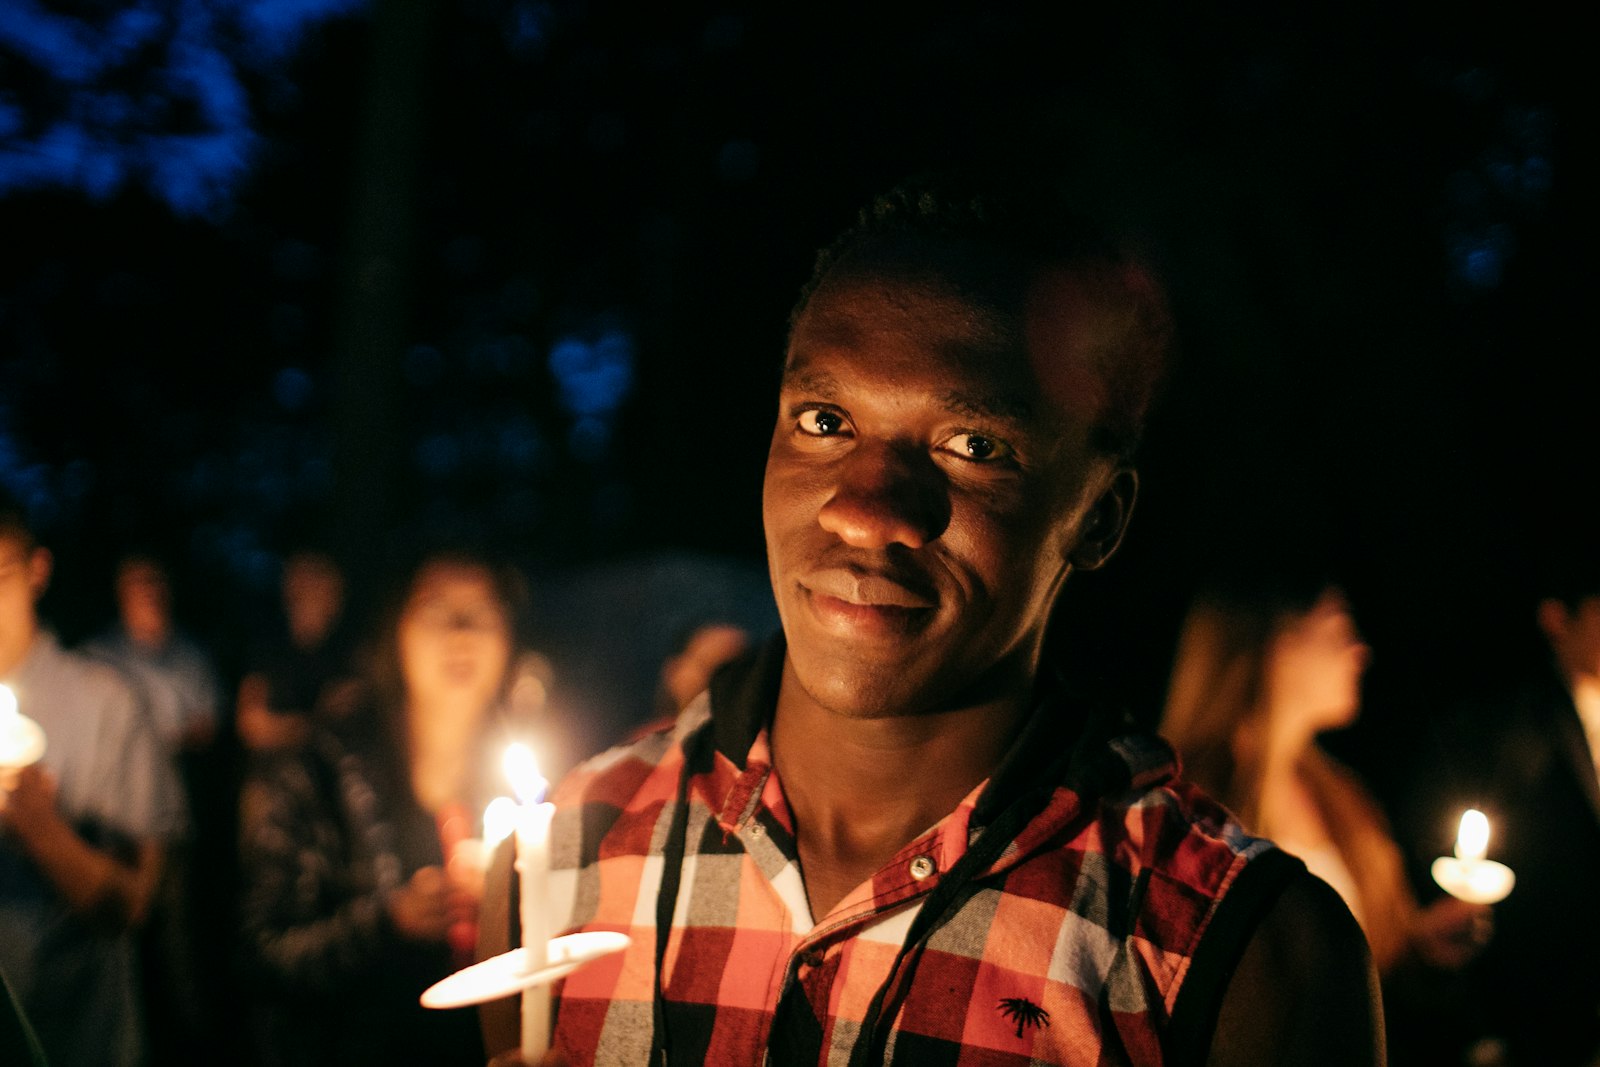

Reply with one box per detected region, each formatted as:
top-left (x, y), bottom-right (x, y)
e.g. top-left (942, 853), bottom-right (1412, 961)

top-left (2, 2), bottom-right (1594, 774)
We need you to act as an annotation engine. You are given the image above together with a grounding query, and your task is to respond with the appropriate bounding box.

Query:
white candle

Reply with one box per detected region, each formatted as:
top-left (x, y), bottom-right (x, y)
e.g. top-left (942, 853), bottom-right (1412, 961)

top-left (504, 742), bottom-right (556, 1059)
top-left (419, 767), bottom-right (627, 1017)
top-left (0, 683), bottom-right (46, 769)
top-left (1432, 808), bottom-right (1515, 904)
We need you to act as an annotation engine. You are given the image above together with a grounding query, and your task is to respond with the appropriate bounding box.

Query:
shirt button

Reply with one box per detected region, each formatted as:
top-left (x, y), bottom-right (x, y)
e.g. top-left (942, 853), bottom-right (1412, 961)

top-left (749, 823), bottom-right (765, 837)
top-left (909, 856), bottom-right (936, 880)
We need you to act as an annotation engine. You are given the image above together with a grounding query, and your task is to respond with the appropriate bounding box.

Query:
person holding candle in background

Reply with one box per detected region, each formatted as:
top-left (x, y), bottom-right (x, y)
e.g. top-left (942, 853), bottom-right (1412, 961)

top-left (1390, 531), bottom-right (1600, 1067)
top-left (237, 541), bottom-right (536, 1067)
top-left (1158, 559), bottom-right (1490, 1064)
top-left (477, 170), bottom-right (1383, 1066)
top-left (0, 490), bottom-right (186, 1067)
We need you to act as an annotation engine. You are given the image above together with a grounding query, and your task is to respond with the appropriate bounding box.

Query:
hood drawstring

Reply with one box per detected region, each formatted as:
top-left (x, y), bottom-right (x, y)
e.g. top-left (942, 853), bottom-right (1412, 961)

top-left (648, 720), bottom-right (713, 1067)
top-left (845, 755), bottom-right (1071, 1067)
top-left (850, 692), bottom-right (1135, 1066)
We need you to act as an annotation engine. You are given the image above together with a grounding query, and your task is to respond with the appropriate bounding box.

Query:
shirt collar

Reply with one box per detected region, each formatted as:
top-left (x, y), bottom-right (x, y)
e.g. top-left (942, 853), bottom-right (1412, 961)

top-left (703, 632), bottom-right (1171, 824)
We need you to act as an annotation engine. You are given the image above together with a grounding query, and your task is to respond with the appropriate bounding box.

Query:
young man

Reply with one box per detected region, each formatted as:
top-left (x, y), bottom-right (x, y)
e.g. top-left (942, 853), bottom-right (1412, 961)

top-left (0, 496), bottom-right (186, 1067)
top-left (484, 173), bottom-right (1382, 1065)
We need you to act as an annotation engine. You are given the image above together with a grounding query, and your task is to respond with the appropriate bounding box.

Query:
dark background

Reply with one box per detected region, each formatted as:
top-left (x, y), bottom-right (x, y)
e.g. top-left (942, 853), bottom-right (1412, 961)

top-left (2, 2), bottom-right (1594, 783)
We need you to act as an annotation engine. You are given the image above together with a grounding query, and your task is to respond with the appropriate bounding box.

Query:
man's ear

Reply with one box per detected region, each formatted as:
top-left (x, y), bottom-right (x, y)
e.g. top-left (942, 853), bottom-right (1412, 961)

top-left (1068, 469), bottom-right (1138, 571)
top-left (28, 547), bottom-right (52, 602)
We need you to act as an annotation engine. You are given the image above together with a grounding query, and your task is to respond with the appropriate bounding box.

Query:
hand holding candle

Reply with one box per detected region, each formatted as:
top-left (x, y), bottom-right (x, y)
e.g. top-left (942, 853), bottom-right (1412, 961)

top-left (420, 743), bottom-right (628, 1040)
top-left (1432, 808), bottom-right (1515, 905)
top-left (0, 683), bottom-right (46, 770)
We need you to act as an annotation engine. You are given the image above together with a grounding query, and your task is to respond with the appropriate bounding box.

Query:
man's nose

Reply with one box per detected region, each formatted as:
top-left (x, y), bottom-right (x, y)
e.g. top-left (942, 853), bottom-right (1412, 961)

top-left (817, 442), bottom-right (948, 549)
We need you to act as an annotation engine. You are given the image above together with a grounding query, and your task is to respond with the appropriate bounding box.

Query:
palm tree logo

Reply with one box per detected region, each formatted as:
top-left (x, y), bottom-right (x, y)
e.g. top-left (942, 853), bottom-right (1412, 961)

top-left (997, 997), bottom-right (1050, 1039)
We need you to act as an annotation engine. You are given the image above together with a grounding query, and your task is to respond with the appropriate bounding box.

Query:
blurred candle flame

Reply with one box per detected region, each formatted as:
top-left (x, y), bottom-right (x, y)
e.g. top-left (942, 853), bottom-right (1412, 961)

top-left (483, 796), bottom-right (519, 848)
top-left (0, 681), bottom-right (46, 768)
top-left (1455, 809), bottom-right (1490, 863)
top-left (503, 742), bottom-right (548, 805)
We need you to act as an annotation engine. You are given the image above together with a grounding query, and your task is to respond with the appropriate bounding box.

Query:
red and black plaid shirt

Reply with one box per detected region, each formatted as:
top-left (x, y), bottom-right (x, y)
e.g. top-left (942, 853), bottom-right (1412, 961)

top-left (542, 642), bottom-right (1298, 1066)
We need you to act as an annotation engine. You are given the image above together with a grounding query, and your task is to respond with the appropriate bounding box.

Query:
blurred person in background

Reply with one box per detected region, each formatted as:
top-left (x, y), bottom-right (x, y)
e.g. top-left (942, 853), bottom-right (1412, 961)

top-left (83, 549), bottom-right (225, 1064)
top-left (0, 492), bottom-right (186, 1067)
top-left (86, 552), bottom-right (221, 757)
top-left (652, 619), bottom-right (752, 718)
top-left (1160, 563), bottom-right (1488, 1062)
top-left (236, 543), bottom-right (532, 1067)
top-left (235, 546), bottom-right (361, 753)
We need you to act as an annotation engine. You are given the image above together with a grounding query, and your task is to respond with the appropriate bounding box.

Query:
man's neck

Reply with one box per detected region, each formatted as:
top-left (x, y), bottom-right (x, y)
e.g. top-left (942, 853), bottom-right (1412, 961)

top-left (126, 622), bottom-right (171, 651)
top-left (770, 658), bottom-right (1030, 918)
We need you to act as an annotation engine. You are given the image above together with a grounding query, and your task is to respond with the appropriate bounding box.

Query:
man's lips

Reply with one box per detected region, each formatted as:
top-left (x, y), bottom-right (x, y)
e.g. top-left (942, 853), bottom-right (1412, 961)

top-left (799, 567), bottom-right (938, 610)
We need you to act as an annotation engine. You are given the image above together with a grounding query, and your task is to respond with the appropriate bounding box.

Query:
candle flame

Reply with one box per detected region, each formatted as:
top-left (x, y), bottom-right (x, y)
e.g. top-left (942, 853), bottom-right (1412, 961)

top-left (1455, 808), bottom-right (1490, 862)
top-left (0, 683), bottom-right (17, 725)
top-left (483, 796), bottom-right (519, 847)
top-left (503, 742), bottom-right (548, 805)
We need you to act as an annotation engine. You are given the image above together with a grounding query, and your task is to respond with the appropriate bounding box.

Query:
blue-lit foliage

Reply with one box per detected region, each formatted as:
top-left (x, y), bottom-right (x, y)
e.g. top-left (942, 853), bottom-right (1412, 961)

top-left (272, 366), bottom-right (315, 412)
top-left (548, 327), bottom-right (635, 418)
top-left (1440, 72), bottom-right (1552, 294)
top-left (548, 322), bottom-right (635, 460)
top-left (0, 0), bottom-right (367, 216)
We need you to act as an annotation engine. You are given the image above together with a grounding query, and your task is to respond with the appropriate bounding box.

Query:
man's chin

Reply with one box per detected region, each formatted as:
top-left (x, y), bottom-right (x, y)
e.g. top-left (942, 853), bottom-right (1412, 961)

top-left (787, 655), bottom-right (944, 721)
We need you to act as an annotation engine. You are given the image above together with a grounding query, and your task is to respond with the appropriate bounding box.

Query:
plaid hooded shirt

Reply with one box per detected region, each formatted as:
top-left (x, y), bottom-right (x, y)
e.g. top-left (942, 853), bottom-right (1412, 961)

top-left (529, 639), bottom-right (1301, 1066)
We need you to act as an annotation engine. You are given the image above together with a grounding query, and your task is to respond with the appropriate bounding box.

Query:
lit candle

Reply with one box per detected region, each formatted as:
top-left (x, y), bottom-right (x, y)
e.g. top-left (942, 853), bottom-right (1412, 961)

top-left (419, 758), bottom-right (627, 1017)
top-left (503, 742), bottom-right (555, 1059)
top-left (1431, 808), bottom-right (1515, 904)
top-left (0, 683), bottom-right (46, 769)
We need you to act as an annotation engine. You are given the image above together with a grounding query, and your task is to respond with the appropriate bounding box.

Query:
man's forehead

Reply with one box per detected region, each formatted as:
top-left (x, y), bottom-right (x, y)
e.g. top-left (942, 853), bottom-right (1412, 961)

top-left (788, 269), bottom-right (1114, 434)
top-left (1021, 269), bottom-right (1114, 427)
top-left (791, 273), bottom-right (1020, 357)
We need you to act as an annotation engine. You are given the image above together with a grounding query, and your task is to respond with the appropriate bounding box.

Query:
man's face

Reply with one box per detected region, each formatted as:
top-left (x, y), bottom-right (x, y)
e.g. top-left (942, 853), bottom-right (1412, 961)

top-left (283, 553), bottom-right (344, 638)
top-left (116, 560), bottom-right (171, 640)
top-left (762, 270), bottom-right (1132, 720)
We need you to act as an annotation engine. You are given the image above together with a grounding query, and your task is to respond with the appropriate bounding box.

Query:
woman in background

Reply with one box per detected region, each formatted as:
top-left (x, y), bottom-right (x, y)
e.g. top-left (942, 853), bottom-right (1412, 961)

top-left (237, 546), bottom-right (531, 1067)
top-left (1159, 569), bottom-right (1485, 981)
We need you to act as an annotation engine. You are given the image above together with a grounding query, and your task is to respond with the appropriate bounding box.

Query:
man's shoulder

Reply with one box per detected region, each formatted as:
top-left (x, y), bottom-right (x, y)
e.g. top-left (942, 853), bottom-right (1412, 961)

top-left (1069, 720), bottom-right (1265, 867)
top-left (1002, 719), bottom-right (1278, 920)
top-left (28, 634), bottom-right (141, 713)
top-left (1104, 769), bottom-right (1275, 890)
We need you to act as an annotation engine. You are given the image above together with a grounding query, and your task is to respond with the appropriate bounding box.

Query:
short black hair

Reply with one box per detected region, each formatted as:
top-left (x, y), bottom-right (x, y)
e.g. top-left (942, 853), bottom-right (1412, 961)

top-left (790, 169), bottom-right (1174, 459)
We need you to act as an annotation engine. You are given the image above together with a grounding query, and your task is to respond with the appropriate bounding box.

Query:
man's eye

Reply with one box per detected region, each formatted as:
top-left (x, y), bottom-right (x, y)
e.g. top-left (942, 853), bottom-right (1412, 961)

top-left (941, 432), bottom-right (1014, 462)
top-left (798, 409), bottom-right (847, 436)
